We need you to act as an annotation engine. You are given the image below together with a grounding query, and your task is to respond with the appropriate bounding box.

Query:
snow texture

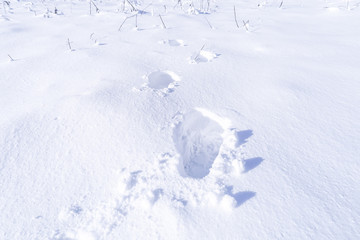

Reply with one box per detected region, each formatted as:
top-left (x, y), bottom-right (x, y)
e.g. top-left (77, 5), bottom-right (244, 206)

top-left (1, 0), bottom-right (360, 239)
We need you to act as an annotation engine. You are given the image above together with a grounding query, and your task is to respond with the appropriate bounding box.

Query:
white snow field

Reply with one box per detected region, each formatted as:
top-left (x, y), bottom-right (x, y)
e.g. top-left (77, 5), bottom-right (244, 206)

top-left (1, 0), bottom-right (360, 239)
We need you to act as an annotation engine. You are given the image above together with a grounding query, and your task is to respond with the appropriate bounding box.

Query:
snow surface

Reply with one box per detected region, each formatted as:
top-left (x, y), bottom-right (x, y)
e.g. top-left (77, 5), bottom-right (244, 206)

top-left (1, 0), bottom-right (360, 239)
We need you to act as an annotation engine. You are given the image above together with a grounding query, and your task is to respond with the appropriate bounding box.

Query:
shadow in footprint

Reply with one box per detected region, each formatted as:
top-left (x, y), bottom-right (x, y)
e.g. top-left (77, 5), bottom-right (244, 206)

top-left (168, 39), bottom-right (185, 47)
top-left (243, 157), bottom-right (264, 173)
top-left (153, 188), bottom-right (163, 203)
top-left (148, 71), bottom-right (175, 89)
top-left (226, 186), bottom-right (256, 207)
top-left (128, 170), bottom-right (142, 188)
top-left (233, 191), bottom-right (256, 207)
top-left (235, 130), bottom-right (253, 147)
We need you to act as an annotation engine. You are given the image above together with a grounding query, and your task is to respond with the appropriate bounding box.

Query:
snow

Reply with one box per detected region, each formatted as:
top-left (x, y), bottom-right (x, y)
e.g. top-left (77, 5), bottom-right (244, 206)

top-left (1, 0), bottom-right (360, 239)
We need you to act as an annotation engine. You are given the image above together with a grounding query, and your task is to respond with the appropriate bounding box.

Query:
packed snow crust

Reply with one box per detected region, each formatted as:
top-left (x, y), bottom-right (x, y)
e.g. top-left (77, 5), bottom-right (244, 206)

top-left (1, 0), bottom-right (360, 239)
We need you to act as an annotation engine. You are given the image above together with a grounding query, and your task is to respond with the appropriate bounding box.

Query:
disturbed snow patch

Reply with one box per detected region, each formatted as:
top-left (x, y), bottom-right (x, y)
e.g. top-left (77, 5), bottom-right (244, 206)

top-left (189, 50), bottom-right (219, 64)
top-left (52, 109), bottom-right (258, 239)
top-left (160, 39), bottom-right (185, 46)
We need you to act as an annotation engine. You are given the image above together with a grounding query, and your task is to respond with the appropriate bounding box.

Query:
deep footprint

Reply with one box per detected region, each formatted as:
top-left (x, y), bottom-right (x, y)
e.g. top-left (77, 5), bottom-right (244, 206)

top-left (173, 109), bottom-right (224, 179)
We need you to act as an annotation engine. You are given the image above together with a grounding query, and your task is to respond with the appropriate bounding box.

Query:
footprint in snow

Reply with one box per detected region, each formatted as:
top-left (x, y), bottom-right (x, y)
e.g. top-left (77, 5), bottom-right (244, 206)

top-left (137, 70), bottom-right (180, 96)
top-left (172, 108), bottom-right (250, 179)
top-left (172, 109), bottom-right (224, 179)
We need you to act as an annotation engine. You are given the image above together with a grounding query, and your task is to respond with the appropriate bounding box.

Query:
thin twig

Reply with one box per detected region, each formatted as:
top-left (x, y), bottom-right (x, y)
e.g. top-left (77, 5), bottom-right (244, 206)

top-left (67, 38), bottom-right (72, 51)
top-left (139, 3), bottom-right (152, 14)
top-left (118, 17), bottom-right (128, 31)
top-left (90, 33), bottom-right (97, 43)
top-left (204, 16), bottom-right (213, 29)
top-left (118, 14), bottom-right (137, 31)
top-left (159, 14), bottom-right (166, 28)
top-left (279, 1), bottom-right (283, 8)
top-left (194, 44), bottom-right (205, 62)
top-left (234, 6), bottom-right (239, 28)
top-left (242, 20), bottom-right (249, 32)
top-left (126, 0), bottom-right (136, 11)
top-left (91, 0), bottom-right (99, 13)
top-left (8, 54), bottom-right (14, 61)
top-left (173, 0), bottom-right (182, 9)
top-left (3, 1), bottom-right (10, 14)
